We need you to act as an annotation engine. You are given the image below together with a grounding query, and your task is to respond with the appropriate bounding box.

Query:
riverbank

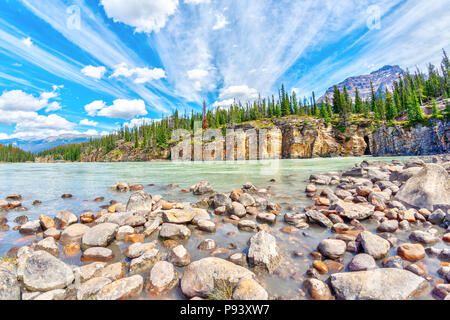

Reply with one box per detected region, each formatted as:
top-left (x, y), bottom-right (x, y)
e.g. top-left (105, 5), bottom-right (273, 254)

top-left (0, 155), bottom-right (449, 300)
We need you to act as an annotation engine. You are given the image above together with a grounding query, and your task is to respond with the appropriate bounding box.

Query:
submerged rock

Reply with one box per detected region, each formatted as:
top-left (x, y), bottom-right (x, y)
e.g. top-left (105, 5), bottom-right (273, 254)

top-left (329, 268), bottom-right (428, 300)
top-left (232, 278), bottom-right (268, 300)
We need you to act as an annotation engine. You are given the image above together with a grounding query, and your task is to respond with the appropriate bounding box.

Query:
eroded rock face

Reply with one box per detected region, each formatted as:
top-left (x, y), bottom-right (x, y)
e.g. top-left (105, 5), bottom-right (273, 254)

top-left (22, 251), bottom-right (74, 292)
top-left (395, 164), bottom-right (450, 211)
top-left (247, 231), bottom-right (281, 273)
top-left (329, 268), bottom-right (428, 300)
top-left (180, 257), bottom-right (255, 298)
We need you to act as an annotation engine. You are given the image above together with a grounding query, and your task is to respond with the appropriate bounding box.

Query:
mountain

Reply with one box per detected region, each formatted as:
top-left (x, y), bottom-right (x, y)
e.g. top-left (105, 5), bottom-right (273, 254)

top-left (319, 65), bottom-right (405, 103)
top-left (0, 133), bottom-right (100, 153)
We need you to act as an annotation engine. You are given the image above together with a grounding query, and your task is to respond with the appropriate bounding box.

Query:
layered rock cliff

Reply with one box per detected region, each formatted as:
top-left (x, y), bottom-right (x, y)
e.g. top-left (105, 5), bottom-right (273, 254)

top-left (370, 120), bottom-right (450, 156)
top-left (55, 116), bottom-right (449, 163)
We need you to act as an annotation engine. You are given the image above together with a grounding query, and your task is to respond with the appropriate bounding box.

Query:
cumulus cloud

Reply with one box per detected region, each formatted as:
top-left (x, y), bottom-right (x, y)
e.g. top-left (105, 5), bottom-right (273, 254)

top-left (0, 88), bottom-right (63, 124)
top-left (85, 99), bottom-right (148, 119)
top-left (81, 65), bottom-right (107, 80)
top-left (100, 0), bottom-right (179, 33)
top-left (84, 100), bottom-right (106, 117)
top-left (79, 119), bottom-right (99, 127)
top-left (211, 85), bottom-right (259, 108)
top-left (111, 63), bottom-right (166, 84)
top-left (123, 117), bottom-right (154, 128)
top-left (212, 13), bottom-right (229, 30)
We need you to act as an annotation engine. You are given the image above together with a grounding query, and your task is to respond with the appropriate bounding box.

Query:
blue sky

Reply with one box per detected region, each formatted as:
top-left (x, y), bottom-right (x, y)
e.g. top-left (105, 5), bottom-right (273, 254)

top-left (0, 0), bottom-right (449, 141)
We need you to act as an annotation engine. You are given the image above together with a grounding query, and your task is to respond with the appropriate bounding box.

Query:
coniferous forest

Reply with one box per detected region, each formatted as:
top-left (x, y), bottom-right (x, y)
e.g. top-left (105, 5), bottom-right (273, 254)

top-left (0, 144), bottom-right (35, 162)
top-left (15, 50), bottom-right (450, 162)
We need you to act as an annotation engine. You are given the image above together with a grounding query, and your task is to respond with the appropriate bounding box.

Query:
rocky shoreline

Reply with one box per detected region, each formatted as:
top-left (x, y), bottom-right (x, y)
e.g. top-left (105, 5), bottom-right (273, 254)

top-left (0, 154), bottom-right (449, 300)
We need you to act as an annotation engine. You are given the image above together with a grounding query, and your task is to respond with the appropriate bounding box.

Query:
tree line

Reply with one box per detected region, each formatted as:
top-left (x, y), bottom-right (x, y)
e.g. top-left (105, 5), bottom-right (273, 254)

top-left (29, 50), bottom-right (450, 162)
top-left (0, 144), bottom-right (34, 162)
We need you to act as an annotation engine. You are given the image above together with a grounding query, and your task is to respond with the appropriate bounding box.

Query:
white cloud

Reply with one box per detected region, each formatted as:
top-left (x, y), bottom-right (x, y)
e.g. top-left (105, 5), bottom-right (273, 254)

top-left (212, 85), bottom-right (259, 108)
top-left (84, 100), bottom-right (106, 117)
top-left (100, 0), bottom-right (179, 33)
top-left (212, 13), bottom-right (229, 30)
top-left (85, 99), bottom-right (148, 119)
top-left (15, 114), bottom-right (74, 131)
top-left (79, 119), bottom-right (99, 127)
top-left (81, 65), bottom-right (107, 80)
top-left (111, 63), bottom-right (166, 84)
top-left (0, 88), bottom-right (63, 124)
top-left (21, 37), bottom-right (32, 47)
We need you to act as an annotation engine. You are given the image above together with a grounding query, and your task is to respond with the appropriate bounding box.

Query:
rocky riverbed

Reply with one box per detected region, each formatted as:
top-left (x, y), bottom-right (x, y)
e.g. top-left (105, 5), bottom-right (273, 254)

top-left (0, 155), bottom-right (449, 300)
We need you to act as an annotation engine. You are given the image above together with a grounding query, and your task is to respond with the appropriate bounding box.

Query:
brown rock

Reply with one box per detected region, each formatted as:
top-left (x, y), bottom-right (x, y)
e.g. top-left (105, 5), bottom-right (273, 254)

top-left (39, 215), bottom-right (55, 230)
top-left (313, 260), bottom-right (328, 274)
top-left (398, 243), bottom-right (426, 262)
top-left (63, 243), bottom-right (81, 257)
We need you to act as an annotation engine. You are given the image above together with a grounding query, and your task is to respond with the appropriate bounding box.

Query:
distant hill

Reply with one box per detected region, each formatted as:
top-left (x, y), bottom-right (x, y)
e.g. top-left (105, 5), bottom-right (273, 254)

top-left (0, 133), bottom-right (99, 153)
top-left (319, 65), bottom-right (405, 102)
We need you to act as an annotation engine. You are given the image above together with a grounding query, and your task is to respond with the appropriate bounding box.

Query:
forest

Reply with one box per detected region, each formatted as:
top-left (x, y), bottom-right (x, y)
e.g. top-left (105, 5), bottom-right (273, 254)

top-left (0, 144), bottom-right (35, 162)
top-left (28, 50), bottom-right (450, 162)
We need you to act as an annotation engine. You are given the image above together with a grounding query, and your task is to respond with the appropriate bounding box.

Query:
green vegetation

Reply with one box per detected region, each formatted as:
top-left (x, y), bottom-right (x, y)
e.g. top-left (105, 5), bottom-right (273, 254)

top-left (15, 51), bottom-right (450, 162)
top-left (207, 280), bottom-right (235, 300)
top-left (0, 144), bottom-right (34, 162)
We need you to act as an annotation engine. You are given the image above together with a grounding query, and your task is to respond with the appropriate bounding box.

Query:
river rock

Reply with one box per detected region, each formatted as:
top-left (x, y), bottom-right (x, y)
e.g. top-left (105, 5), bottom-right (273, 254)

top-left (129, 249), bottom-right (161, 274)
top-left (232, 278), bottom-right (268, 300)
top-left (348, 253), bottom-right (377, 271)
top-left (35, 237), bottom-right (59, 257)
top-left (248, 231), bottom-right (281, 273)
top-left (213, 193), bottom-right (232, 208)
top-left (191, 209), bottom-right (211, 225)
top-left (162, 210), bottom-right (196, 224)
top-left (81, 223), bottom-right (118, 249)
top-left (159, 223), bottom-right (191, 240)
top-left (195, 219), bottom-right (215, 232)
top-left (229, 202), bottom-right (247, 218)
top-left (395, 164), bottom-right (450, 211)
top-left (318, 239), bottom-right (346, 259)
top-left (22, 250), bottom-right (74, 292)
top-left (238, 193), bottom-right (256, 207)
top-left (168, 245), bottom-right (190, 266)
top-left (382, 255), bottom-right (407, 269)
top-left (143, 217), bottom-right (162, 236)
top-left (377, 219), bottom-right (399, 233)
top-left (81, 247), bottom-right (114, 262)
top-left (238, 220), bottom-right (258, 232)
top-left (180, 257), bottom-right (255, 298)
top-left (77, 277), bottom-right (111, 300)
top-left (256, 213), bottom-right (276, 224)
top-left (74, 262), bottom-right (107, 282)
top-left (428, 209), bottom-right (446, 225)
top-left (43, 228), bottom-right (61, 240)
top-left (96, 211), bottom-right (133, 226)
top-left (329, 268), bottom-right (428, 300)
top-left (60, 223), bottom-right (90, 244)
top-left (145, 261), bottom-right (178, 295)
top-left (126, 191), bottom-right (152, 212)
top-left (284, 212), bottom-right (307, 225)
top-left (409, 230), bottom-right (439, 244)
top-left (229, 253), bottom-right (247, 266)
top-left (198, 239), bottom-right (217, 251)
top-left (96, 275), bottom-right (143, 300)
top-left (124, 215), bottom-right (146, 227)
top-left (306, 210), bottom-right (333, 228)
top-left (116, 225), bottom-right (135, 240)
top-left (0, 263), bottom-right (20, 300)
top-left (19, 220), bottom-right (42, 234)
top-left (54, 210), bottom-right (78, 229)
top-left (358, 231), bottom-right (390, 259)
top-left (193, 181), bottom-right (214, 195)
top-left (123, 242), bottom-right (155, 259)
top-left (39, 215), bottom-right (55, 230)
top-left (303, 278), bottom-right (332, 300)
top-left (397, 243), bottom-right (425, 261)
